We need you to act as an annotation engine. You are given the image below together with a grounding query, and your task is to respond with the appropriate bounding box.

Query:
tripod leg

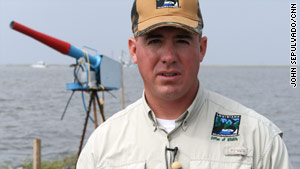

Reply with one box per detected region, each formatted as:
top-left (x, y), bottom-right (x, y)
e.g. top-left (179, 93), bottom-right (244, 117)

top-left (75, 91), bottom-right (95, 167)
top-left (95, 92), bottom-right (106, 123)
top-left (93, 97), bottom-right (98, 128)
top-left (60, 90), bottom-right (75, 120)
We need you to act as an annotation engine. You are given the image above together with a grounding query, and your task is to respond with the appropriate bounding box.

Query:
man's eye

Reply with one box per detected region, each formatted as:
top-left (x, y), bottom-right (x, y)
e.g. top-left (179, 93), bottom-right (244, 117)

top-left (177, 40), bottom-right (190, 45)
top-left (148, 39), bottom-right (161, 44)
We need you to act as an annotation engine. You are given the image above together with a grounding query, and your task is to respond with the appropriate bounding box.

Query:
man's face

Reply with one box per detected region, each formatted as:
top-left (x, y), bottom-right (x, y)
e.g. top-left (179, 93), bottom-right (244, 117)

top-left (128, 27), bottom-right (207, 102)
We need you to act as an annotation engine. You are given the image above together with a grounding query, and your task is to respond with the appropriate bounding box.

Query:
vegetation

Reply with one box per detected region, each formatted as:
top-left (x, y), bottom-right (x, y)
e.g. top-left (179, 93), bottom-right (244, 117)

top-left (0, 155), bottom-right (76, 169)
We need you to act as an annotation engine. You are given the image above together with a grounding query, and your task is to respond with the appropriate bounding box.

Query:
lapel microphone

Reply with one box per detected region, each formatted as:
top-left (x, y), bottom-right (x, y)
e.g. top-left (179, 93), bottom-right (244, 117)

top-left (166, 147), bottom-right (178, 162)
top-left (166, 147), bottom-right (182, 169)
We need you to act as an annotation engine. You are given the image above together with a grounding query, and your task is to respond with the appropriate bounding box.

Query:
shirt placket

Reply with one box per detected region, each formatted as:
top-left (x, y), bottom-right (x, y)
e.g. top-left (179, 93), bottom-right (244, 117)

top-left (147, 108), bottom-right (190, 169)
top-left (164, 118), bottom-right (187, 169)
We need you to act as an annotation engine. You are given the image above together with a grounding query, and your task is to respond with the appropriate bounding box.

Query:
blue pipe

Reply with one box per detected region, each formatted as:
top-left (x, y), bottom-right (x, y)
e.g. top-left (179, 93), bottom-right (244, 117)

top-left (68, 45), bottom-right (101, 70)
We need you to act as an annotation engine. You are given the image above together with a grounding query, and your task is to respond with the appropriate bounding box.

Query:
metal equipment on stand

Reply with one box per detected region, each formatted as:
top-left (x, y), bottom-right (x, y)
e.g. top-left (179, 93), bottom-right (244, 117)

top-left (10, 21), bottom-right (122, 166)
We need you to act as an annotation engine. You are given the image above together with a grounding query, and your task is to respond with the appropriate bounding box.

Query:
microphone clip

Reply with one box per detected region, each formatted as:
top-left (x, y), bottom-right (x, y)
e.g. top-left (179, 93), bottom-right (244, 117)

top-left (166, 147), bottom-right (178, 162)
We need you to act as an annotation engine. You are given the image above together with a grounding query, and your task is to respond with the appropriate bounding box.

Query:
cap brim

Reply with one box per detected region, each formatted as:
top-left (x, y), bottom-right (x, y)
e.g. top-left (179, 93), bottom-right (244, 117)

top-left (136, 15), bottom-right (200, 36)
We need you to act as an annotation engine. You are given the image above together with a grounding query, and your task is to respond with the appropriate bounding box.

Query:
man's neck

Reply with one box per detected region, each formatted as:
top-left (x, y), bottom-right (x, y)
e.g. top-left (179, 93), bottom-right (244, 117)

top-left (145, 84), bottom-right (199, 120)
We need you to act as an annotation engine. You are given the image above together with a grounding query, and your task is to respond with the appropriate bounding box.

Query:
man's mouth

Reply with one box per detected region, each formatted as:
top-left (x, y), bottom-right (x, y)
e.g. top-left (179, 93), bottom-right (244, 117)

top-left (162, 73), bottom-right (178, 76)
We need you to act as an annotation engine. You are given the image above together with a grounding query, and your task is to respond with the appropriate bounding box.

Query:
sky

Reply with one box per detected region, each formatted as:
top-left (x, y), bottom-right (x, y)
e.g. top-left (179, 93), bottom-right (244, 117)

top-left (0, 0), bottom-right (297, 65)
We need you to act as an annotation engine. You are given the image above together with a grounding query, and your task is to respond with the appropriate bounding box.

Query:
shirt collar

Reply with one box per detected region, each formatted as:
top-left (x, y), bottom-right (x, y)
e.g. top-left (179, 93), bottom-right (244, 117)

top-left (182, 82), bottom-right (207, 131)
top-left (141, 91), bottom-right (158, 131)
top-left (141, 81), bottom-right (207, 132)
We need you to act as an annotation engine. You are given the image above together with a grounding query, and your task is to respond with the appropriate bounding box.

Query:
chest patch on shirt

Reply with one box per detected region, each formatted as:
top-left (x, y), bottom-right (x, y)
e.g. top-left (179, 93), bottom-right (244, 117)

top-left (211, 112), bottom-right (241, 137)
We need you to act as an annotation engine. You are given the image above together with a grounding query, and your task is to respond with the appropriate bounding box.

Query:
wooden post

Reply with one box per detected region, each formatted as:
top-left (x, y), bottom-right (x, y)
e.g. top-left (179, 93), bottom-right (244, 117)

top-left (99, 98), bottom-right (105, 123)
top-left (33, 138), bottom-right (41, 169)
top-left (93, 97), bottom-right (98, 128)
top-left (121, 69), bottom-right (125, 109)
top-left (120, 51), bottom-right (125, 109)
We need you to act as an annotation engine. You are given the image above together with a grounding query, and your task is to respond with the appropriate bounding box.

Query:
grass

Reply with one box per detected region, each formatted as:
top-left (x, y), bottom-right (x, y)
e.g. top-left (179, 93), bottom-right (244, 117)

top-left (24, 155), bottom-right (76, 169)
top-left (0, 155), bottom-right (76, 169)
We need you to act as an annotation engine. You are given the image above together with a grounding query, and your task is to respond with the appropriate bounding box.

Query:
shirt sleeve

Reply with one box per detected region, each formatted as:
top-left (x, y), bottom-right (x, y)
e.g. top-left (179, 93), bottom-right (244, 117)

top-left (76, 135), bottom-right (97, 169)
top-left (260, 134), bottom-right (292, 169)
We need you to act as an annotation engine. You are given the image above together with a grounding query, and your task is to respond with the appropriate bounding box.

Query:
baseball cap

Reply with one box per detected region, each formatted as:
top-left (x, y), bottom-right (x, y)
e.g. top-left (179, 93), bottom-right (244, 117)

top-left (131, 0), bottom-right (204, 37)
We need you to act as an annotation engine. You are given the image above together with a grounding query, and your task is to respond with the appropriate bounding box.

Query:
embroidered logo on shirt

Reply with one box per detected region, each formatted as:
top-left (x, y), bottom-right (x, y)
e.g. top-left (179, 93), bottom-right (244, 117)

top-left (211, 112), bottom-right (241, 137)
top-left (157, 0), bottom-right (179, 9)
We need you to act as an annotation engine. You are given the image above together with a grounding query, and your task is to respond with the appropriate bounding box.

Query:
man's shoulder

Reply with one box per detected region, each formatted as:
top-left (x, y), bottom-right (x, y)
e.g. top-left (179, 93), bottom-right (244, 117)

top-left (205, 90), bottom-right (248, 114)
top-left (96, 97), bottom-right (144, 130)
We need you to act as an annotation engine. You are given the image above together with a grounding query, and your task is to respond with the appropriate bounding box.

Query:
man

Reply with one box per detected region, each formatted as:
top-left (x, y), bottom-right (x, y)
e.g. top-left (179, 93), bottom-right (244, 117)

top-left (77, 0), bottom-right (292, 168)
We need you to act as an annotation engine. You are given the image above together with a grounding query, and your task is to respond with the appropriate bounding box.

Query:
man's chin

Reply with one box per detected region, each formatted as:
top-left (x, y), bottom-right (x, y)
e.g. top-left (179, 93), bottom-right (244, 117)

top-left (156, 88), bottom-right (183, 100)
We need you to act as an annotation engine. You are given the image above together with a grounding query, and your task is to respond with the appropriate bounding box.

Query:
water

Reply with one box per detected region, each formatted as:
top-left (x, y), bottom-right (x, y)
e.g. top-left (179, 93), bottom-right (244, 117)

top-left (0, 65), bottom-right (299, 168)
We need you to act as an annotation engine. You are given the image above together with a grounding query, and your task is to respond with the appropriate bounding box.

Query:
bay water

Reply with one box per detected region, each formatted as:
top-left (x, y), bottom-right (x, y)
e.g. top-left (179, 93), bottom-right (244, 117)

top-left (0, 65), bottom-right (299, 167)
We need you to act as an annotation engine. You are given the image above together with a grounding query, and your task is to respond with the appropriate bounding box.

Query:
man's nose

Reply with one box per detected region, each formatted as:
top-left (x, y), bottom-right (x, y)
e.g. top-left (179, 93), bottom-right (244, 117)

top-left (161, 42), bottom-right (177, 65)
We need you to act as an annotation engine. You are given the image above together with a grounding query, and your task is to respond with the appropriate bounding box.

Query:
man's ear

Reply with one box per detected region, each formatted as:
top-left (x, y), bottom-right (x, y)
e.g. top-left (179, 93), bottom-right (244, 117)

top-left (128, 37), bottom-right (137, 64)
top-left (199, 36), bottom-right (207, 62)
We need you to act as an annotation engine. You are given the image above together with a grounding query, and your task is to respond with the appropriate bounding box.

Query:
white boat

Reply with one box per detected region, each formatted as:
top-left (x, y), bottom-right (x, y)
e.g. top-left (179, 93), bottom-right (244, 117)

top-left (31, 61), bottom-right (47, 68)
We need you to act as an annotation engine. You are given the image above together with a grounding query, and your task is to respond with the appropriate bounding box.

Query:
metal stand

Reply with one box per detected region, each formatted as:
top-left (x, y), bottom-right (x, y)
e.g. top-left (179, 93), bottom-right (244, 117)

top-left (75, 90), bottom-right (105, 168)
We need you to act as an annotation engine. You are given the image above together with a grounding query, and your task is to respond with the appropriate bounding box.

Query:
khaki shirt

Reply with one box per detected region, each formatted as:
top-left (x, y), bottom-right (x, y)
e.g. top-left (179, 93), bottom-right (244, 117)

top-left (77, 84), bottom-right (292, 169)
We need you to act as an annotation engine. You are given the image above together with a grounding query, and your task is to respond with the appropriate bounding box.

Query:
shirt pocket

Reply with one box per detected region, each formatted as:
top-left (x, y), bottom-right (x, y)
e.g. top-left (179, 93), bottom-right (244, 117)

top-left (97, 161), bottom-right (146, 169)
top-left (190, 160), bottom-right (251, 169)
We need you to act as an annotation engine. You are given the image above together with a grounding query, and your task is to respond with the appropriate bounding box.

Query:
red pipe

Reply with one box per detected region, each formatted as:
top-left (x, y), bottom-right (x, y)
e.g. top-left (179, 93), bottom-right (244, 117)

top-left (10, 21), bottom-right (71, 54)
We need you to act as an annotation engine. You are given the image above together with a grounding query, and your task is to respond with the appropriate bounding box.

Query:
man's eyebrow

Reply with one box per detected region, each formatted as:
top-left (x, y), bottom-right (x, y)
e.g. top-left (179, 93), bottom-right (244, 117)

top-left (145, 34), bottom-right (163, 40)
top-left (144, 33), bottom-right (193, 40)
top-left (175, 34), bottom-right (193, 39)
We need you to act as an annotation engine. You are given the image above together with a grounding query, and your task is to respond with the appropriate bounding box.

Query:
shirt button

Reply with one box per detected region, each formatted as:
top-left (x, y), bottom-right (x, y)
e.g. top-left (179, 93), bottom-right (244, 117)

top-left (167, 135), bottom-right (171, 141)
